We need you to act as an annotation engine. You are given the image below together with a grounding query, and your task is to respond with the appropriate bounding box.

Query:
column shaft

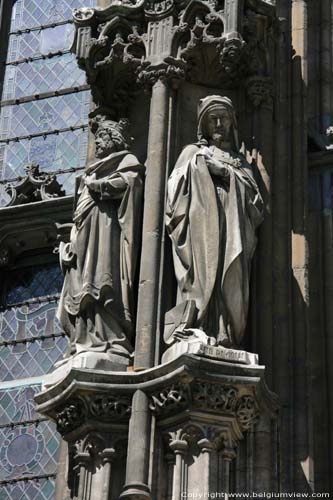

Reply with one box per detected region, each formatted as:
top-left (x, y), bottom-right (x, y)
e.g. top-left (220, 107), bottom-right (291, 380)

top-left (134, 79), bottom-right (170, 370)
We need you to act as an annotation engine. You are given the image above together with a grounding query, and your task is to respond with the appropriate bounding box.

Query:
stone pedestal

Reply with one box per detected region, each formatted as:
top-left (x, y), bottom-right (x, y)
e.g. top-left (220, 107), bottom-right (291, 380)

top-left (36, 352), bottom-right (278, 500)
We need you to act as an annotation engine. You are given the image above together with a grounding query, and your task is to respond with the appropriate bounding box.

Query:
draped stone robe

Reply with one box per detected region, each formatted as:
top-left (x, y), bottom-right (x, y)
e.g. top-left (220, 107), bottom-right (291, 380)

top-left (165, 144), bottom-right (264, 347)
top-left (58, 150), bottom-right (144, 359)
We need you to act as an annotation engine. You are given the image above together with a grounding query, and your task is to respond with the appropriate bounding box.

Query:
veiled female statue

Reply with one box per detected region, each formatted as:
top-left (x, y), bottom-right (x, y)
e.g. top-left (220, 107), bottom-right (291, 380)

top-left (57, 117), bottom-right (144, 364)
top-left (165, 96), bottom-right (264, 348)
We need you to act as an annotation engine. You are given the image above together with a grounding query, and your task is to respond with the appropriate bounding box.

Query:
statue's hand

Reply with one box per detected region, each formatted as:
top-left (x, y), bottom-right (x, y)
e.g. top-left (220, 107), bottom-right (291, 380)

top-left (206, 157), bottom-right (230, 178)
top-left (85, 173), bottom-right (102, 192)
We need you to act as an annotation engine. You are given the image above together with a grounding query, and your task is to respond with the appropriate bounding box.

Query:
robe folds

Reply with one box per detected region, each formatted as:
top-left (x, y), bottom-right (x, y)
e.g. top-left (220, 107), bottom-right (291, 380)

top-left (165, 144), bottom-right (264, 347)
top-left (57, 150), bottom-right (144, 358)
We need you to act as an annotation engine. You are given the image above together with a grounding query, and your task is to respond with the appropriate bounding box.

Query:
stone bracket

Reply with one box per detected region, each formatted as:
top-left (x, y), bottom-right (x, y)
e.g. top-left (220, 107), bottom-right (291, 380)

top-left (35, 353), bottom-right (279, 441)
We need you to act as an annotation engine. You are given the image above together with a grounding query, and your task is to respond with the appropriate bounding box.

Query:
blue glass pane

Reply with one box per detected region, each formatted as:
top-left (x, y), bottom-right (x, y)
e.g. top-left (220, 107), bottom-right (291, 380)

top-left (0, 384), bottom-right (60, 498)
top-left (0, 303), bottom-right (68, 381)
top-left (0, 127), bottom-right (88, 191)
top-left (0, 336), bottom-right (68, 381)
top-left (1, 478), bottom-right (57, 500)
top-left (0, 91), bottom-right (90, 138)
top-left (11, 0), bottom-right (95, 31)
top-left (7, 24), bottom-right (74, 62)
top-left (0, 385), bottom-right (41, 425)
top-left (3, 54), bottom-right (86, 100)
top-left (0, 420), bottom-right (59, 479)
top-left (5, 264), bottom-right (64, 303)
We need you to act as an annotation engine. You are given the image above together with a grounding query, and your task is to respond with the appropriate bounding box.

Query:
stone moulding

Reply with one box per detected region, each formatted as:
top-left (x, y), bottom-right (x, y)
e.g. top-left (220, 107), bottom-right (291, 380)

top-left (35, 354), bottom-right (279, 440)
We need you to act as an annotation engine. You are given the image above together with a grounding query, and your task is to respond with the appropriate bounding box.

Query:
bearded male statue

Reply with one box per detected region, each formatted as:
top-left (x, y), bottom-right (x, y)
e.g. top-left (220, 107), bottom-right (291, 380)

top-left (57, 117), bottom-right (144, 367)
top-left (165, 96), bottom-right (264, 349)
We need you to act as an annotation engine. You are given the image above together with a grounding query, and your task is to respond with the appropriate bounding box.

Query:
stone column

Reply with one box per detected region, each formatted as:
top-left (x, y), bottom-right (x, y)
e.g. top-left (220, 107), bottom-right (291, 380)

top-left (134, 77), bottom-right (170, 371)
top-left (124, 12), bottom-right (174, 496)
top-left (121, 390), bottom-right (152, 500)
top-left (197, 438), bottom-right (216, 496)
top-left (101, 448), bottom-right (116, 500)
top-left (74, 451), bottom-right (90, 500)
top-left (169, 439), bottom-right (188, 500)
top-left (165, 452), bottom-right (176, 500)
top-left (220, 446), bottom-right (237, 499)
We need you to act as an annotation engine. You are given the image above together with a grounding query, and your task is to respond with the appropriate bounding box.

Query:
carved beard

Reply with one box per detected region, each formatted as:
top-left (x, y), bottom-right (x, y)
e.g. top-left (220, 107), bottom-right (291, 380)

top-left (211, 131), bottom-right (230, 144)
top-left (96, 140), bottom-right (115, 158)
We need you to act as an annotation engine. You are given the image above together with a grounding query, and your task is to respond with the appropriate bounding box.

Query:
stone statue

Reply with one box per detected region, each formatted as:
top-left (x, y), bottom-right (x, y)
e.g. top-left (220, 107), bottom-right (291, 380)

top-left (165, 96), bottom-right (264, 348)
top-left (57, 116), bottom-right (144, 367)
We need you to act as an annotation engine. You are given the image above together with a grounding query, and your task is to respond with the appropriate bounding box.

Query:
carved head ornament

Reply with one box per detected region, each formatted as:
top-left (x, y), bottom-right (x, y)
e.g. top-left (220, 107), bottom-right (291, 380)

top-left (197, 95), bottom-right (239, 150)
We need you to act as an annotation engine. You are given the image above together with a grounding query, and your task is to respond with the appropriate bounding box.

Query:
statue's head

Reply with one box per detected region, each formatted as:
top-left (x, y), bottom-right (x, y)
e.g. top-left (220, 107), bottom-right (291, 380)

top-left (197, 96), bottom-right (239, 150)
top-left (91, 116), bottom-right (130, 159)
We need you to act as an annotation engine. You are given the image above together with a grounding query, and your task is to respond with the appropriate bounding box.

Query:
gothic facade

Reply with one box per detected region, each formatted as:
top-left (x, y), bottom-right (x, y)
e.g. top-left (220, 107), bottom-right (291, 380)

top-left (0, 0), bottom-right (332, 499)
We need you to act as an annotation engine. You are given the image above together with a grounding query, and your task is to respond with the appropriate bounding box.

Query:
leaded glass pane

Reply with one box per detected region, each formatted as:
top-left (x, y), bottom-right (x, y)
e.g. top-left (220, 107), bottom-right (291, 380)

top-left (0, 385), bottom-right (41, 425)
top-left (7, 24), bottom-right (74, 62)
top-left (2, 54), bottom-right (86, 100)
top-left (11, 0), bottom-right (95, 31)
top-left (0, 385), bottom-right (60, 499)
top-left (5, 264), bottom-right (63, 304)
top-left (0, 336), bottom-right (68, 381)
top-left (0, 92), bottom-right (90, 139)
top-left (0, 420), bottom-right (59, 479)
top-left (0, 127), bottom-right (88, 205)
top-left (0, 303), bottom-right (68, 381)
top-left (1, 478), bottom-right (57, 500)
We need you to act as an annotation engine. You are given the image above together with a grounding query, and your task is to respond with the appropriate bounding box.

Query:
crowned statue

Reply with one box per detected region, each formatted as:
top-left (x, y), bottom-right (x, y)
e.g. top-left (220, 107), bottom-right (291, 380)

top-left (57, 116), bottom-right (144, 367)
top-left (165, 96), bottom-right (264, 349)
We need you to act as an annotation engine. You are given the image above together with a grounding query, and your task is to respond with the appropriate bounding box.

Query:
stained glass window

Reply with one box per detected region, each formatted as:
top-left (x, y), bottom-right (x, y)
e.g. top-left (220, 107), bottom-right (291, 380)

top-left (0, 385), bottom-right (61, 499)
top-left (11, 0), bottom-right (95, 30)
top-left (1, 261), bottom-right (68, 381)
top-left (0, 1), bottom-right (93, 497)
top-left (0, 0), bottom-right (94, 208)
top-left (4, 264), bottom-right (64, 304)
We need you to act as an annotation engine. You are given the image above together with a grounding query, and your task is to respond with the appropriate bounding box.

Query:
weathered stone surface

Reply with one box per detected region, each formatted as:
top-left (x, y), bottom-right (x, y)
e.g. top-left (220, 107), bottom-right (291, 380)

top-left (36, 352), bottom-right (277, 499)
top-left (4, 163), bottom-right (65, 206)
top-left (162, 338), bottom-right (258, 365)
top-left (57, 116), bottom-right (144, 368)
top-left (165, 96), bottom-right (264, 348)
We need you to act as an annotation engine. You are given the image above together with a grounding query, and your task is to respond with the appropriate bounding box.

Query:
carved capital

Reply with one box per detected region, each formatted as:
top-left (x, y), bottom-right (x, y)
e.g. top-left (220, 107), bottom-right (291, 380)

top-left (198, 438), bottom-right (216, 453)
top-left (137, 57), bottom-right (187, 89)
top-left (169, 439), bottom-right (189, 455)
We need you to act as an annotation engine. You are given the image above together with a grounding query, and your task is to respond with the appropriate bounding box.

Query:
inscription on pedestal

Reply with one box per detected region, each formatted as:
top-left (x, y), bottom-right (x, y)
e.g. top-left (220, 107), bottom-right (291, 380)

top-left (162, 339), bottom-right (258, 365)
top-left (197, 345), bottom-right (256, 364)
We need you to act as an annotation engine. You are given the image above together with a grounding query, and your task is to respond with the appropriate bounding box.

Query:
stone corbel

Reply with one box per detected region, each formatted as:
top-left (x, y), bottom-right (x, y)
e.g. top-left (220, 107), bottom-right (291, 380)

top-left (245, 75), bottom-right (274, 108)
